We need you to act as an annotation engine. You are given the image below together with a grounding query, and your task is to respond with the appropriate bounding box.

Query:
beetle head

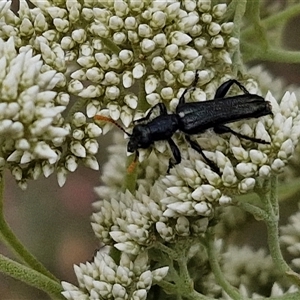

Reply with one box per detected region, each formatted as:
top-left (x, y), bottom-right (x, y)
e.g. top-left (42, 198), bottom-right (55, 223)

top-left (127, 124), bottom-right (152, 152)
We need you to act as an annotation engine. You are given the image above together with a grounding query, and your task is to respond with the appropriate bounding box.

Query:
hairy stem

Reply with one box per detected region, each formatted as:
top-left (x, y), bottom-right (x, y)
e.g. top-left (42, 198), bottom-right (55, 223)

top-left (205, 232), bottom-right (242, 300)
top-left (0, 254), bottom-right (64, 300)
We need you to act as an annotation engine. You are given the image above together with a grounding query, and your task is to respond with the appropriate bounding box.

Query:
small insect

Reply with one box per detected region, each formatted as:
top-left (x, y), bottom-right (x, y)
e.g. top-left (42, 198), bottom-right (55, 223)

top-left (95, 73), bottom-right (272, 173)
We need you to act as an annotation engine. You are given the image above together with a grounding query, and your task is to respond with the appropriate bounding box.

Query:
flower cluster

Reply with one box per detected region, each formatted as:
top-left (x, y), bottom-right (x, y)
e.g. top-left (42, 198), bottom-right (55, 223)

top-left (0, 0), bottom-right (239, 186)
top-left (0, 37), bottom-right (68, 188)
top-left (61, 249), bottom-right (169, 300)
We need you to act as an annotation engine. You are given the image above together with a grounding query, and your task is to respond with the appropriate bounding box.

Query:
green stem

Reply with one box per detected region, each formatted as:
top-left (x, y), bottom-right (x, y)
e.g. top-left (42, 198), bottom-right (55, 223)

top-left (242, 3), bottom-right (300, 38)
top-left (0, 254), bottom-right (64, 300)
top-left (205, 232), bottom-right (242, 300)
top-left (231, 0), bottom-right (247, 75)
top-left (261, 178), bottom-right (300, 286)
top-left (242, 43), bottom-right (300, 64)
top-left (0, 174), bottom-right (58, 282)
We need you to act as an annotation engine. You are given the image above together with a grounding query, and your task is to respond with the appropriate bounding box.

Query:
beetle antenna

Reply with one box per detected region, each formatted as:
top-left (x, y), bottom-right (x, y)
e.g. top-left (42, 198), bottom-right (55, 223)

top-left (127, 151), bottom-right (139, 173)
top-left (94, 115), bottom-right (131, 136)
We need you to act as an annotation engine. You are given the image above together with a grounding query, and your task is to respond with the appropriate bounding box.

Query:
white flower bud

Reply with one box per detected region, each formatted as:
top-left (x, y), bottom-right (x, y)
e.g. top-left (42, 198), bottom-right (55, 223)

top-left (232, 146), bottom-right (249, 161)
top-left (151, 56), bottom-right (166, 71)
top-left (138, 24), bottom-right (152, 37)
top-left (115, 241), bottom-right (140, 255)
top-left (278, 139), bottom-right (294, 160)
top-left (72, 129), bottom-right (85, 140)
top-left (178, 46), bottom-right (199, 59)
top-left (220, 165), bottom-right (239, 187)
top-left (150, 11), bottom-right (166, 29)
top-left (20, 18), bottom-right (34, 36)
top-left (153, 33), bottom-right (167, 48)
top-left (68, 79), bottom-right (84, 94)
top-left (131, 289), bottom-right (147, 300)
top-left (221, 22), bottom-right (234, 34)
top-left (124, 16), bottom-right (137, 29)
top-left (201, 168), bottom-right (220, 186)
top-left (141, 38), bottom-right (156, 53)
top-left (137, 271), bottom-right (152, 289)
top-left (145, 75), bottom-right (159, 94)
top-left (71, 28), bottom-right (86, 43)
top-left (178, 71), bottom-right (195, 86)
top-left (119, 49), bottom-right (134, 64)
top-left (236, 162), bottom-right (258, 177)
top-left (166, 2), bottom-right (180, 18)
top-left (168, 60), bottom-right (184, 74)
top-left (53, 18), bottom-right (69, 32)
top-left (57, 166), bottom-right (68, 187)
top-left (146, 93), bottom-right (161, 106)
top-left (105, 85), bottom-right (120, 100)
top-left (133, 63), bottom-right (146, 79)
top-left (108, 103), bottom-right (121, 120)
top-left (95, 53), bottom-right (110, 69)
top-left (208, 22), bottom-right (221, 36)
top-left (83, 155), bottom-right (99, 170)
top-left (34, 142), bottom-right (58, 160)
top-left (114, 0), bottom-right (129, 17)
top-left (212, 4), bottom-right (227, 18)
top-left (124, 93), bottom-right (138, 109)
top-left (113, 32), bottom-right (127, 44)
top-left (211, 35), bottom-right (224, 48)
top-left (162, 70), bottom-right (175, 85)
top-left (42, 161), bottom-right (54, 177)
top-left (70, 141), bottom-right (86, 157)
top-left (227, 37), bottom-right (239, 48)
top-left (86, 67), bottom-right (104, 82)
top-left (73, 112), bottom-right (86, 127)
top-left (120, 105), bottom-right (133, 127)
top-left (194, 37), bottom-right (208, 50)
top-left (258, 165), bottom-right (271, 177)
top-left (170, 31), bottom-right (192, 45)
top-left (164, 44), bottom-right (179, 59)
top-left (128, 30), bottom-right (139, 43)
top-left (34, 13), bottom-right (48, 31)
top-left (122, 71), bottom-right (134, 88)
top-left (198, 0), bottom-right (211, 12)
top-left (194, 201), bottom-right (212, 216)
top-left (65, 155), bottom-right (78, 172)
top-left (12, 166), bottom-right (22, 181)
top-left (60, 36), bottom-right (75, 50)
top-left (156, 222), bottom-right (174, 242)
top-left (161, 87), bottom-right (174, 100)
top-left (77, 55), bottom-right (95, 68)
top-left (175, 216), bottom-right (190, 236)
top-left (109, 16), bottom-right (124, 31)
top-left (219, 195), bottom-right (232, 205)
top-left (191, 186), bottom-right (203, 201)
top-left (238, 178), bottom-right (256, 193)
top-left (85, 139), bottom-right (99, 155)
top-left (201, 13), bottom-right (212, 23)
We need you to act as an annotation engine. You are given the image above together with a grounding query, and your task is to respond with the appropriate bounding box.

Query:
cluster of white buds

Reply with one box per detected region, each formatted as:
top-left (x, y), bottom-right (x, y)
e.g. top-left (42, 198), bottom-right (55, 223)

top-left (0, 37), bottom-right (68, 188)
top-left (62, 248), bottom-right (169, 300)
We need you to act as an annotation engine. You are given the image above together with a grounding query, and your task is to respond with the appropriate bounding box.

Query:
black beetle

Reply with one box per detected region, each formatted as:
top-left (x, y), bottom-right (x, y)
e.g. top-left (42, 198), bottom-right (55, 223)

top-left (126, 75), bottom-right (272, 172)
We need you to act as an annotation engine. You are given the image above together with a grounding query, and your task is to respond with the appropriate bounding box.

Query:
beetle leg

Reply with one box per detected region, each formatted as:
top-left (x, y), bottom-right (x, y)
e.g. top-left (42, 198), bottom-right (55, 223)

top-left (214, 124), bottom-right (270, 144)
top-left (134, 103), bottom-right (168, 124)
top-left (215, 79), bottom-right (249, 99)
top-left (167, 138), bottom-right (181, 171)
top-left (185, 135), bottom-right (220, 173)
